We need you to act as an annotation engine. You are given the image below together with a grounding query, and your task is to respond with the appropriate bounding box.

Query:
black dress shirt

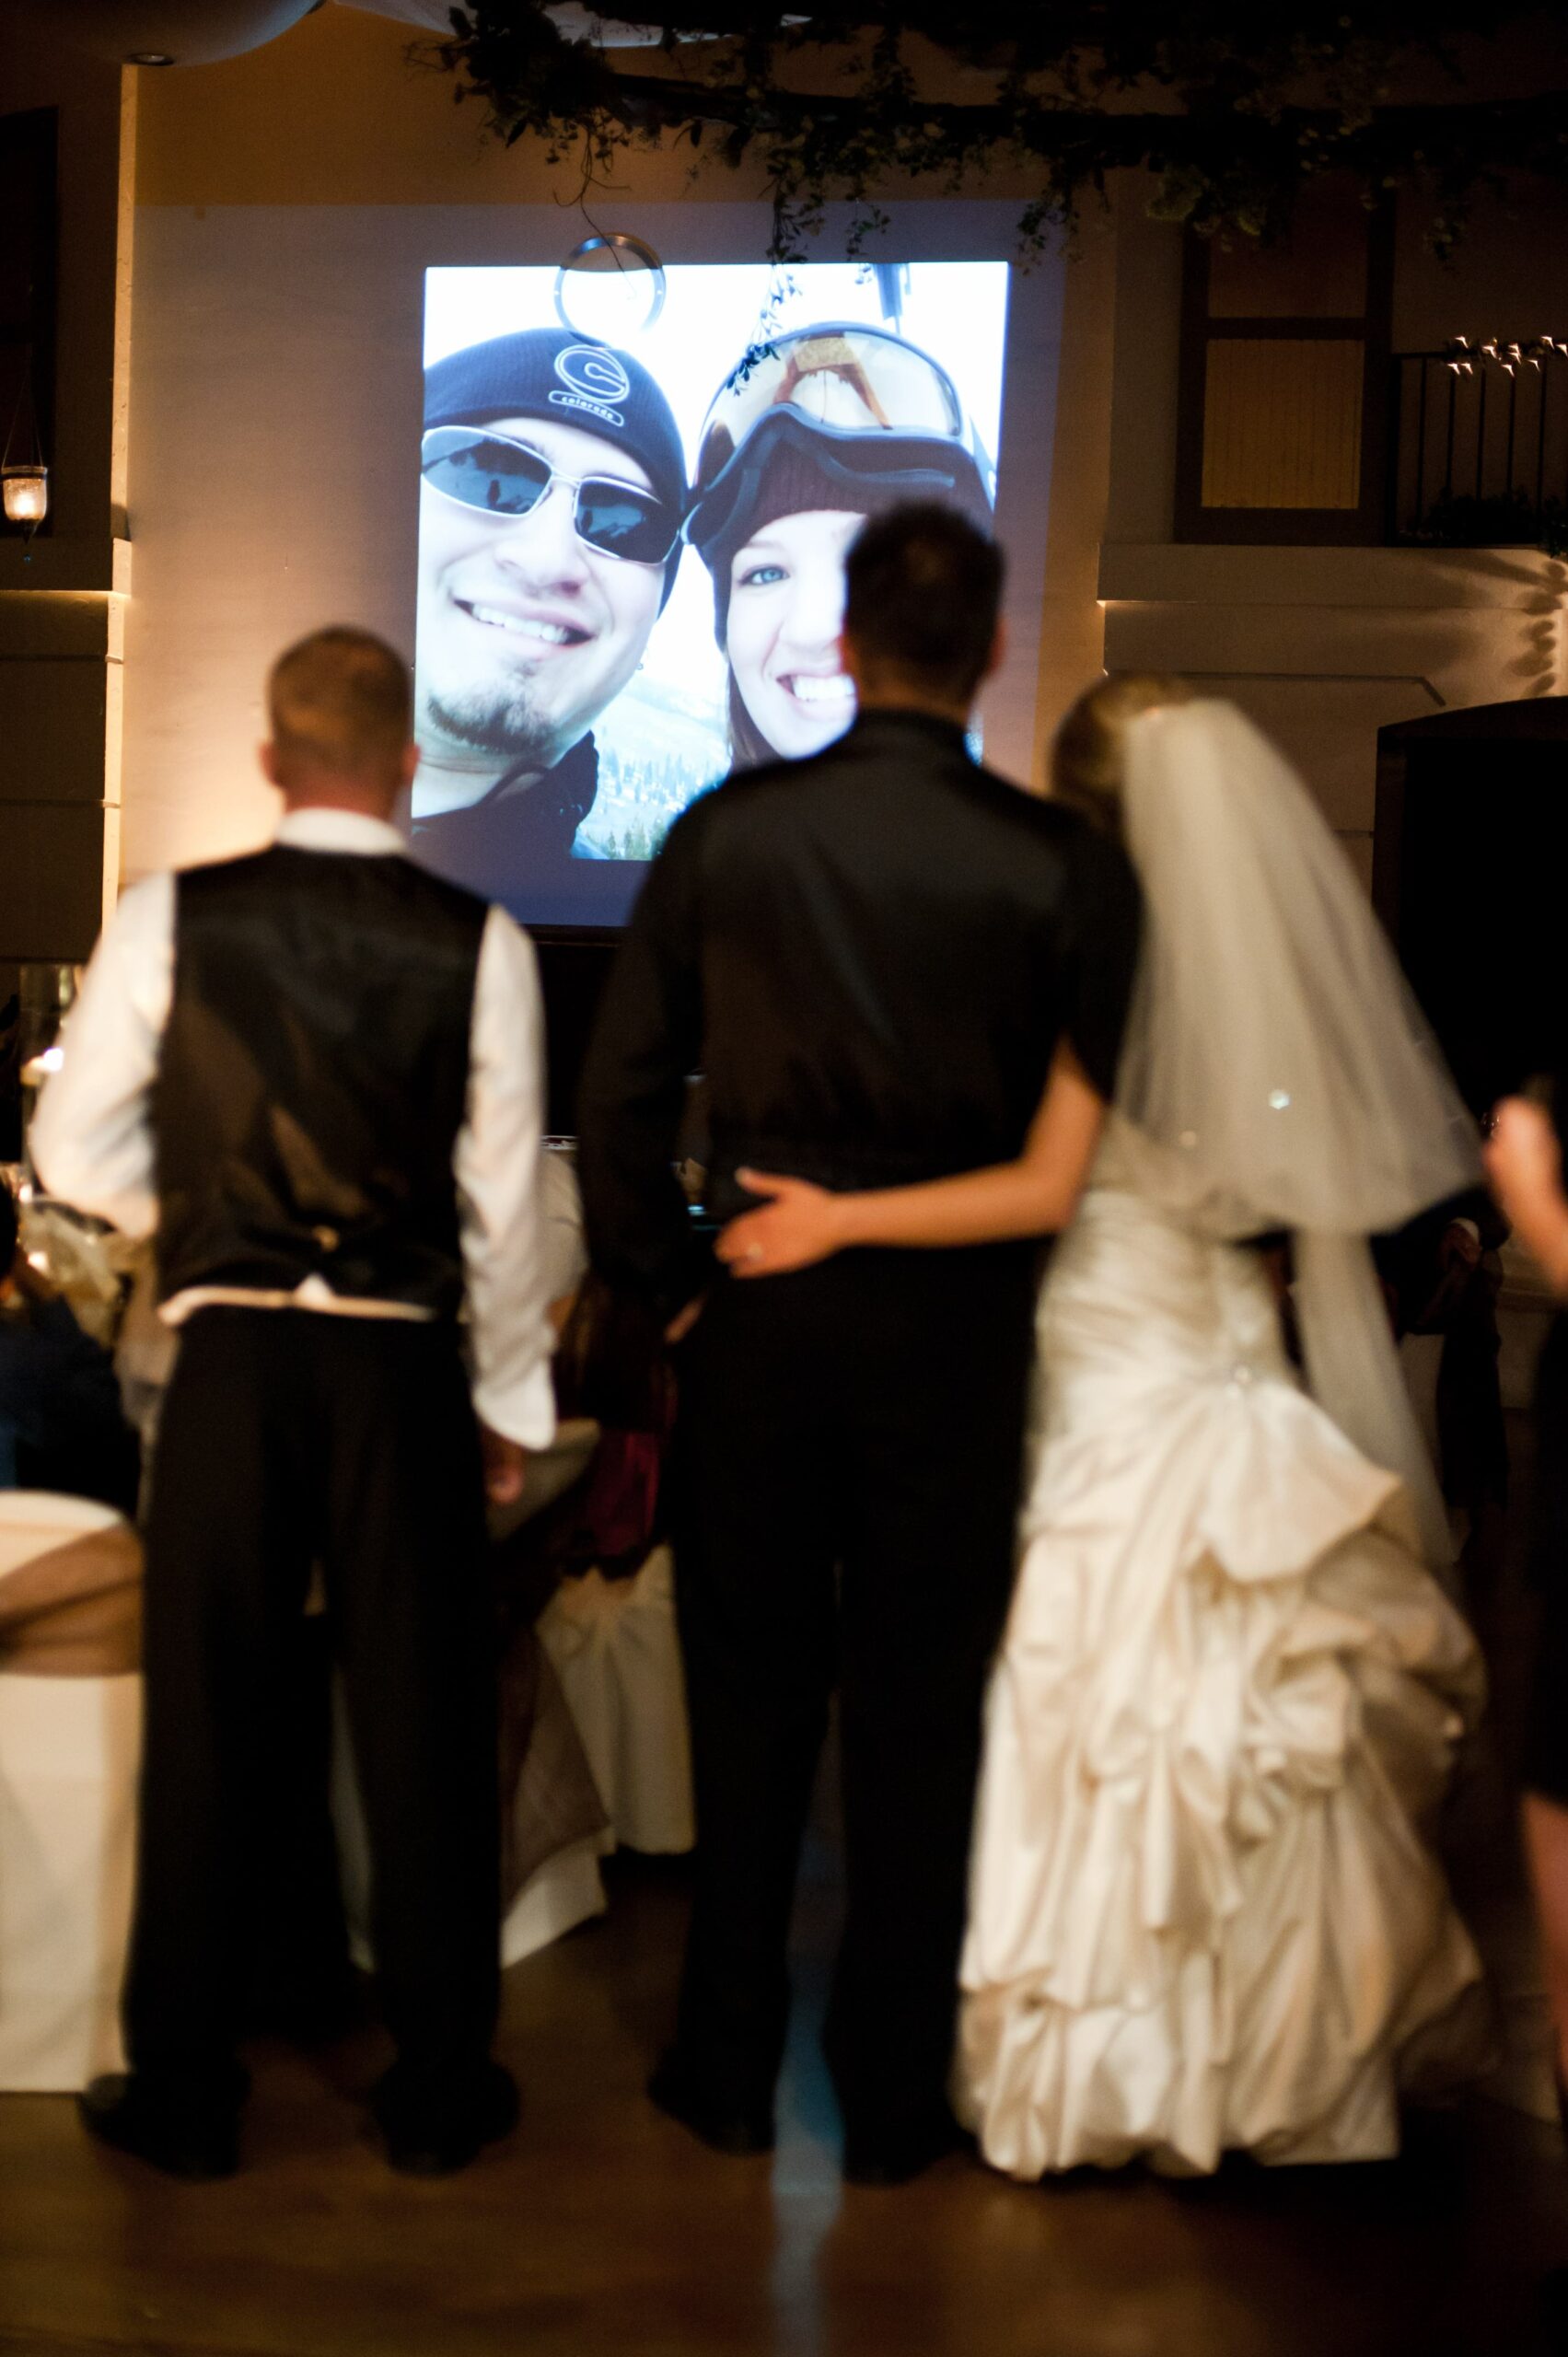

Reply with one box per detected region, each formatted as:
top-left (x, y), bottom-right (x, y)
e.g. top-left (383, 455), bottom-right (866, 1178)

top-left (577, 709), bottom-right (1144, 1318)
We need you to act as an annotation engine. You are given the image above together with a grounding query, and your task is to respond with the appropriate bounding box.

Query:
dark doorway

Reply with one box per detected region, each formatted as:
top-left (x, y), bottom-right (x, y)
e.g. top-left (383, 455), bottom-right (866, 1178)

top-left (1374, 698), bottom-right (1568, 1118)
top-left (534, 935), bottom-right (618, 1138)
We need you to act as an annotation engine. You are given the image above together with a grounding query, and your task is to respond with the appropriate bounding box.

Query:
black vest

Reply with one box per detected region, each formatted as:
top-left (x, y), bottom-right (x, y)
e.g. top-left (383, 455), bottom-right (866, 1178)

top-left (154, 846), bottom-right (488, 1316)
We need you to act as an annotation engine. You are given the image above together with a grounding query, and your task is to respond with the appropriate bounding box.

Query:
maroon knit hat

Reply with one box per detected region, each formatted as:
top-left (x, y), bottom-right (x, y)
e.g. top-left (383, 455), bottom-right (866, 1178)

top-left (705, 441), bottom-right (908, 645)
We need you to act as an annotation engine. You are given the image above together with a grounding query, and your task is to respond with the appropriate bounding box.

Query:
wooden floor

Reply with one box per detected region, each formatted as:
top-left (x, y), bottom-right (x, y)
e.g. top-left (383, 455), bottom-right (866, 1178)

top-left (0, 1839), bottom-right (1565, 2357)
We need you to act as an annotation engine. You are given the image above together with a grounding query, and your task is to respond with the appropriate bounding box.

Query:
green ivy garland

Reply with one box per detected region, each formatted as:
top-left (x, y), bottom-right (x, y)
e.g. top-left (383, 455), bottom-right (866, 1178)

top-left (428, 4), bottom-right (1568, 259)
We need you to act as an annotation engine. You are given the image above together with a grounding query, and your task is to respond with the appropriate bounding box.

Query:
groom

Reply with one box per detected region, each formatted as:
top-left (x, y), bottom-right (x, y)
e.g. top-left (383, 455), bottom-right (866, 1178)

top-left (577, 505), bottom-right (1142, 2183)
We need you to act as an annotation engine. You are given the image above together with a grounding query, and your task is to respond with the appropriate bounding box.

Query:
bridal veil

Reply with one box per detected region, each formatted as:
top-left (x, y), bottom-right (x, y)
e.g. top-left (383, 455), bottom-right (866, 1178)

top-left (1110, 700), bottom-right (1481, 1572)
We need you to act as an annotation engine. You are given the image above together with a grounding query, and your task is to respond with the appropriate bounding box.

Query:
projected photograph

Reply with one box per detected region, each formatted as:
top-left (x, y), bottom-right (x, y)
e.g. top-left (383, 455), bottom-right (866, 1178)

top-left (412, 261), bottom-right (1012, 928)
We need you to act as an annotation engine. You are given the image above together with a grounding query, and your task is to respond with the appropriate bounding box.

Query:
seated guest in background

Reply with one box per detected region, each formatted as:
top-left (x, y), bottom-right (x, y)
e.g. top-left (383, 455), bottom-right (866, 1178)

top-left (31, 627), bottom-right (555, 2181)
top-left (0, 1176), bottom-right (139, 1511)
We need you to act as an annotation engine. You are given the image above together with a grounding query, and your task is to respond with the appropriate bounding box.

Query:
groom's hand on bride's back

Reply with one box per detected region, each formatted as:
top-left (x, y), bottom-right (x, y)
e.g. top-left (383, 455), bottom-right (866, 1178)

top-left (716, 1171), bottom-right (845, 1279)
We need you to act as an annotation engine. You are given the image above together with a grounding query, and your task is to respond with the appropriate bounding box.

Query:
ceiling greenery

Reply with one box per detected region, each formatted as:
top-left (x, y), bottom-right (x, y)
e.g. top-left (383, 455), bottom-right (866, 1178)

top-left (427, 4), bottom-right (1568, 260)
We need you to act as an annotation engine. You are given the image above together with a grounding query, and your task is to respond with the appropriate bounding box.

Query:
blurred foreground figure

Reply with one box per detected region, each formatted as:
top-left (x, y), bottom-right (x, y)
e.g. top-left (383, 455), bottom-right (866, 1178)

top-left (720, 679), bottom-right (1491, 2176)
top-left (32, 629), bottom-right (553, 2179)
top-left (579, 505), bottom-right (1144, 2184)
top-left (1488, 1091), bottom-right (1568, 2129)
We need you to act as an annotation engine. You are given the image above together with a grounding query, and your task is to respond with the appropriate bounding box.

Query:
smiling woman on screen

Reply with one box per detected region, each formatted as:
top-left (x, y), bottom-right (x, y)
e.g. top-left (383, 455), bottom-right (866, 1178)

top-left (684, 324), bottom-right (995, 768)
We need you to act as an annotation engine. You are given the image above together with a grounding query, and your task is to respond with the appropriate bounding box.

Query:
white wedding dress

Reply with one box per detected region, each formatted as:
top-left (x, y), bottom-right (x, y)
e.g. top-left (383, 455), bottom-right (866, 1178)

top-left (956, 703), bottom-right (1491, 2179)
top-left (957, 1127), bottom-right (1486, 2177)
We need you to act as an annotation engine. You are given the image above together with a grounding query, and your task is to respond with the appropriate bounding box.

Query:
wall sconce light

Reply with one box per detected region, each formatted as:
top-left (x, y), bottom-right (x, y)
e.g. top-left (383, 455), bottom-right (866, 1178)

top-left (3, 341), bottom-right (48, 552)
top-left (2, 465), bottom-right (49, 535)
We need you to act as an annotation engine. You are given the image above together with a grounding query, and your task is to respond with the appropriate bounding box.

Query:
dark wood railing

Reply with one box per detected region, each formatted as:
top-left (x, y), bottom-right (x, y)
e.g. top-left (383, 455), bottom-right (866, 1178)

top-left (1388, 338), bottom-right (1568, 550)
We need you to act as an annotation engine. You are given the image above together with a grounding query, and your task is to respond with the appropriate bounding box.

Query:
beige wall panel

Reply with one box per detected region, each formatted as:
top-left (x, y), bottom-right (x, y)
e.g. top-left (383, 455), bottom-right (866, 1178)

top-left (1104, 598), bottom-right (1558, 714)
top-left (132, 5), bottom-right (1059, 213)
top-left (1339, 833), bottom-right (1375, 893)
top-left (0, 804), bottom-right (110, 961)
top-left (1109, 672), bottom-right (1436, 832)
top-left (1104, 196), bottom-right (1183, 546)
top-left (0, 592), bottom-right (116, 660)
top-left (1033, 214), bottom-right (1118, 768)
top-left (1201, 340), bottom-right (1364, 510)
top-left (134, 5), bottom-right (772, 208)
top-left (1101, 541), bottom-right (1566, 838)
top-left (0, 661), bottom-right (110, 805)
top-left (1099, 543), bottom-right (1567, 611)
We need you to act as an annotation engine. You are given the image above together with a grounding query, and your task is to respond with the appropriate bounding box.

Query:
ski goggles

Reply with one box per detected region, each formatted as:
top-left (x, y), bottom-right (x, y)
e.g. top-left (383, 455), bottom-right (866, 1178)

top-left (685, 323), bottom-right (993, 552)
top-left (421, 426), bottom-right (682, 566)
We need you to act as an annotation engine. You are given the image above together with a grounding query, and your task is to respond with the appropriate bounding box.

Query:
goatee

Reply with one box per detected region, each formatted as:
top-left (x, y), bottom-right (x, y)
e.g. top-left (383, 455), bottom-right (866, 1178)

top-left (424, 685), bottom-right (560, 772)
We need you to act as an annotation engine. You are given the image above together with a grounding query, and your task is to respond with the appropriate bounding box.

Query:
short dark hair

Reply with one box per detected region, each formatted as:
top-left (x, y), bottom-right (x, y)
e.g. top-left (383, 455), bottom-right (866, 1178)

top-left (842, 503), bottom-right (1005, 706)
top-left (267, 626), bottom-right (412, 782)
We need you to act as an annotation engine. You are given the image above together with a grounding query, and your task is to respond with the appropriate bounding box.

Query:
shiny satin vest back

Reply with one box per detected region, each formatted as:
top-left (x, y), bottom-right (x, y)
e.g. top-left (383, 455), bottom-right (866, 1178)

top-left (155, 847), bottom-right (486, 1313)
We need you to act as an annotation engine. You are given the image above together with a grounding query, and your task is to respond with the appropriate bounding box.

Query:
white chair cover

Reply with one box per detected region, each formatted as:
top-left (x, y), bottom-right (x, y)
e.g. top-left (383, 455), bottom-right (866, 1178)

top-left (538, 1545), bottom-right (695, 1856)
top-left (0, 1493), bottom-right (141, 2092)
top-left (500, 1836), bottom-right (608, 1968)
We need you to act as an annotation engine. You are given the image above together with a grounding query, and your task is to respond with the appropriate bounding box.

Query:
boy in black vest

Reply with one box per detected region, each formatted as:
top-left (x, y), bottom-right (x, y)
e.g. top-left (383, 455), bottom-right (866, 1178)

top-left (33, 629), bottom-right (554, 2178)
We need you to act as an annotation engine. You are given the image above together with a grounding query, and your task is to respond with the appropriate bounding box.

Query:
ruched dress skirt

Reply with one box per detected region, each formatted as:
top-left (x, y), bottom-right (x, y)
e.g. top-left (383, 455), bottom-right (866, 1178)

top-left (958, 1185), bottom-right (1488, 2177)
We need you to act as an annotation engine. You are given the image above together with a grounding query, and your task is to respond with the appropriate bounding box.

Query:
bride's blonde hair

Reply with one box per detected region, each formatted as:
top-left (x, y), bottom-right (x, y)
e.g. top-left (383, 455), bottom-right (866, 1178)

top-left (1051, 674), bottom-right (1193, 838)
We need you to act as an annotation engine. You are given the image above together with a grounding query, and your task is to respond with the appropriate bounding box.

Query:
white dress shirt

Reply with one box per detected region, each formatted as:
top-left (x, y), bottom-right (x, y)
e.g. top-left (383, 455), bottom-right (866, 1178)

top-left (29, 808), bottom-right (557, 1450)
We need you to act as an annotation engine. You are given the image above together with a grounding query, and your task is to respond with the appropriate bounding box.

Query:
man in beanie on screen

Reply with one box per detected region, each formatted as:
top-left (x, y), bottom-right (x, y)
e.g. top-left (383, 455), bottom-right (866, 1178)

top-left (412, 328), bottom-right (688, 918)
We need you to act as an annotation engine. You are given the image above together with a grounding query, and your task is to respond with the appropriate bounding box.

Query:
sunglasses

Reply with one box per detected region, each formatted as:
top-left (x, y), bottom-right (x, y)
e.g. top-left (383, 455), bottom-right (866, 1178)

top-left (421, 426), bottom-right (680, 566)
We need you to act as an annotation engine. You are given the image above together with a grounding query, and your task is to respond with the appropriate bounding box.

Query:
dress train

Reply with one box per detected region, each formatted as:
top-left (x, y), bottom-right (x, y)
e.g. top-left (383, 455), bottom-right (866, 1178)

top-left (957, 1182), bottom-right (1487, 2178)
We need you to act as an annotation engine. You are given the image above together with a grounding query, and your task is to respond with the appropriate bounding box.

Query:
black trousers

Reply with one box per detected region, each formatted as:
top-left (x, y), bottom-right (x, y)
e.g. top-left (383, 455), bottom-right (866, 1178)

top-left (670, 1245), bottom-right (1039, 2141)
top-left (126, 1308), bottom-right (499, 2107)
top-left (1525, 1315), bottom-right (1568, 1803)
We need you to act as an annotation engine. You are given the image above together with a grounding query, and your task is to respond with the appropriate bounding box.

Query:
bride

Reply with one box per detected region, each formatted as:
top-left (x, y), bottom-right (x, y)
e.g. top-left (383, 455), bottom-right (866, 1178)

top-left (715, 679), bottom-right (1489, 2176)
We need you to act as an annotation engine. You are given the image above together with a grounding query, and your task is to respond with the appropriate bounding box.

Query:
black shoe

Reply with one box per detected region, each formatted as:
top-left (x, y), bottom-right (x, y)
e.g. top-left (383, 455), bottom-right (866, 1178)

top-left (842, 2107), bottom-right (969, 2188)
top-left (77, 2073), bottom-right (240, 2183)
top-left (372, 2061), bottom-right (519, 2177)
top-left (647, 2050), bottom-right (774, 2157)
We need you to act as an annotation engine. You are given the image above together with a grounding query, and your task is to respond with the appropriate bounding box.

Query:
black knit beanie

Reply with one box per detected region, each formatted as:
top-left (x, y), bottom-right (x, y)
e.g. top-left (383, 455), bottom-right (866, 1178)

top-left (424, 329), bottom-right (688, 605)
